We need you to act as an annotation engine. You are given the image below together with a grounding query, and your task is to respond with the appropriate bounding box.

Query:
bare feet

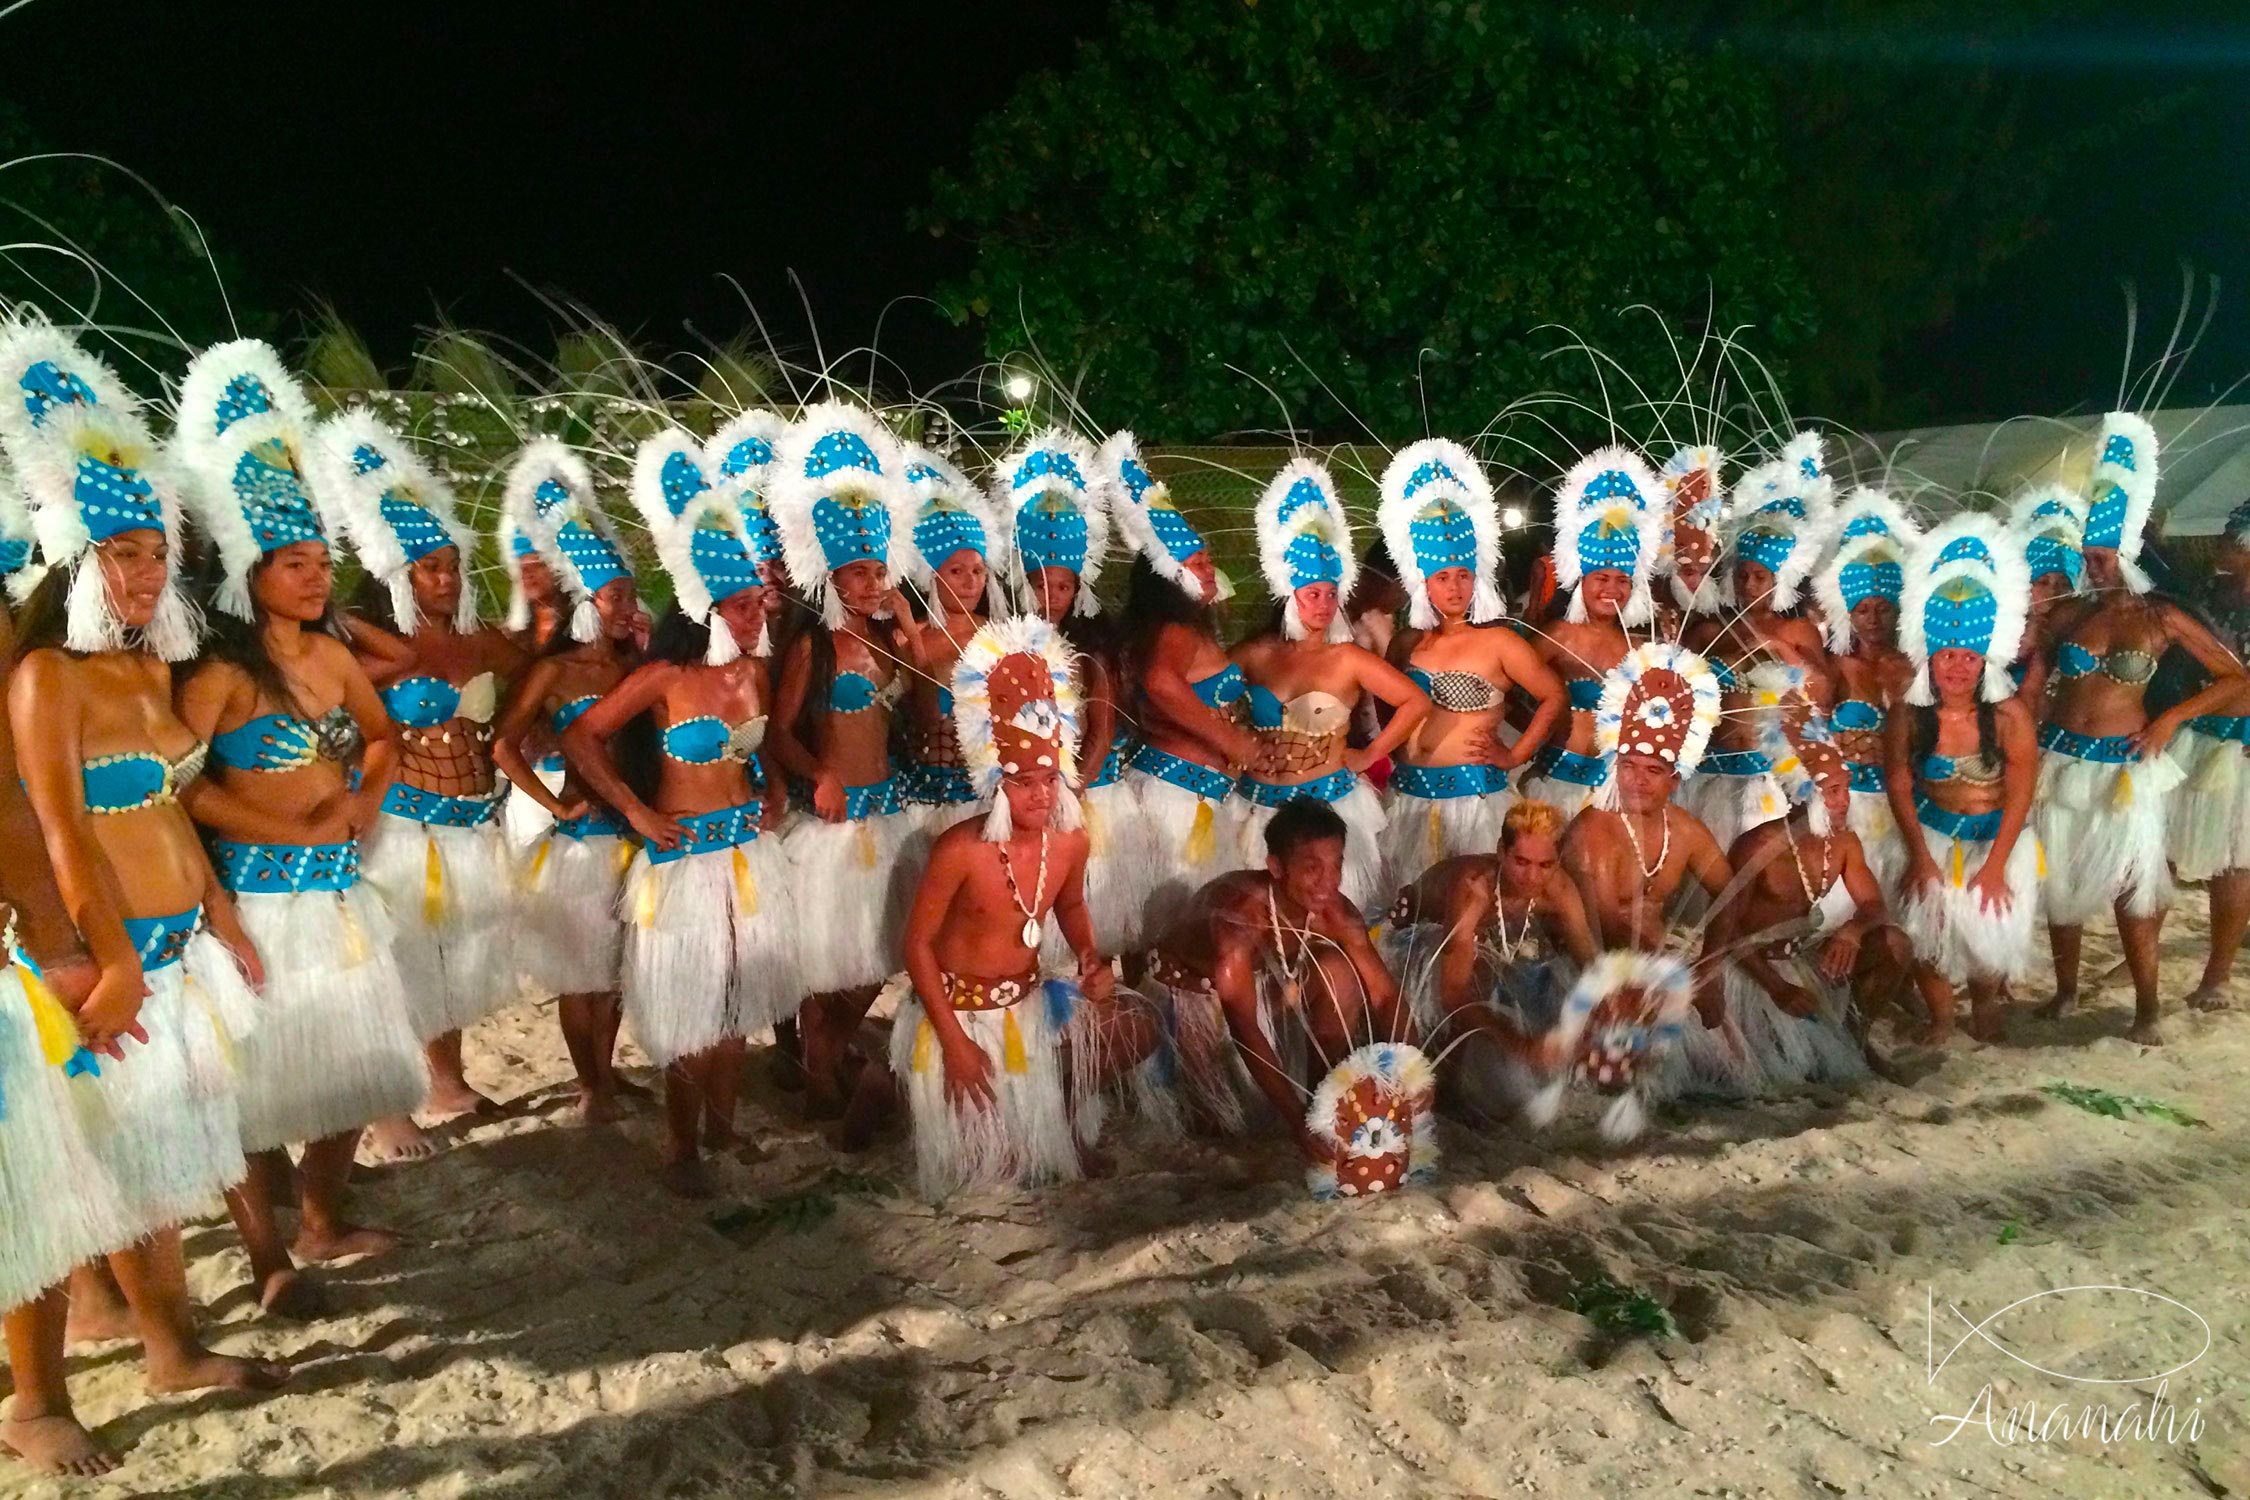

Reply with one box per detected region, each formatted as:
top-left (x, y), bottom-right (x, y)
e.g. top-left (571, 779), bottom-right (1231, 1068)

top-left (362, 1117), bottom-right (441, 1164)
top-left (63, 1289), bottom-right (133, 1346)
top-left (144, 1350), bottom-right (289, 1396)
top-left (660, 1155), bottom-right (714, 1200)
top-left (2, 1414), bottom-right (120, 1477)
top-left (2037, 988), bottom-right (2078, 1021)
top-left (2188, 983), bottom-right (2234, 1013)
top-left (576, 1085), bottom-right (621, 1125)
top-left (2127, 1020), bottom-right (2166, 1046)
top-left (257, 1267), bottom-right (328, 1320)
top-left (424, 1082), bottom-right (502, 1121)
top-left (1968, 1004), bottom-right (2008, 1044)
top-left (294, 1223), bottom-right (401, 1265)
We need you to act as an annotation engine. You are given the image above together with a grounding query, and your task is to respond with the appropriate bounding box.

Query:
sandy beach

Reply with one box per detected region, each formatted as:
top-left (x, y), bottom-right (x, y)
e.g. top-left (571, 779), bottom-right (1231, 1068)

top-left (4, 894), bottom-right (2245, 1500)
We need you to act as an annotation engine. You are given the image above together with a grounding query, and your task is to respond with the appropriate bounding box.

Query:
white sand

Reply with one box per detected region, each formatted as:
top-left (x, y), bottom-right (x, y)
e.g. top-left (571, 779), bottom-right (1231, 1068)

top-left (5, 898), bottom-right (2247, 1499)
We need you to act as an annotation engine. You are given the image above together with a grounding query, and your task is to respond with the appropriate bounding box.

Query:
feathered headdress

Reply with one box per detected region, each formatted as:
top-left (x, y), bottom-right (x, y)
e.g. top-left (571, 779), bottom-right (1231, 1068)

top-left (1378, 438), bottom-right (1503, 630)
top-left (1526, 950), bottom-right (1697, 1143)
top-left (707, 409), bottom-right (789, 572)
top-left (2079, 411), bottom-right (2159, 592)
top-left (1831, 487), bottom-right (1922, 549)
top-left (1102, 429), bottom-right (1217, 602)
top-left (992, 430), bottom-right (1110, 617)
top-left (2007, 482), bottom-right (2087, 592)
top-left (1659, 443), bottom-right (1730, 613)
top-left (503, 439), bottom-right (632, 641)
top-left (1726, 506), bottom-right (1819, 611)
top-left (312, 411), bottom-right (479, 632)
top-left (630, 429), bottom-right (763, 662)
top-left (1591, 641), bottom-right (1722, 808)
top-left (1255, 458), bottom-right (1358, 642)
top-left (1900, 513), bottom-right (2030, 706)
top-left (172, 340), bottom-right (331, 622)
top-left (1749, 674), bottom-right (1845, 837)
top-left (768, 401), bottom-right (908, 628)
top-left (1814, 531), bottom-right (1912, 652)
top-left (1304, 1043), bottom-right (1438, 1200)
top-left (1736, 433), bottom-right (1836, 536)
top-left (0, 453), bottom-right (44, 601)
top-left (2227, 494), bottom-right (2250, 551)
top-left (0, 320), bottom-right (200, 658)
top-left (951, 614), bottom-right (1084, 840)
top-left (1550, 447), bottom-right (1663, 626)
top-left (898, 444), bottom-right (1006, 612)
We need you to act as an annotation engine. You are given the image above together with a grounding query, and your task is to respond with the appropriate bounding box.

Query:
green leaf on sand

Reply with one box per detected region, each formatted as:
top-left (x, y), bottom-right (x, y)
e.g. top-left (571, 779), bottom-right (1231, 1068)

top-left (1567, 1274), bottom-right (1677, 1339)
top-left (2040, 1083), bottom-right (2206, 1129)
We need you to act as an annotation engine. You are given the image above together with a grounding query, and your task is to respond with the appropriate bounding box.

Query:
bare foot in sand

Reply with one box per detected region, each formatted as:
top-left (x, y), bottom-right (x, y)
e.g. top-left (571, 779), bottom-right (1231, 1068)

top-left (576, 1086), bottom-right (621, 1125)
top-left (1, 1414), bottom-right (119, 1477)
top-left (2037, 988), bottom-right (2077, 1021)
top-left (425, 1082), bottom-right (502, 1121)
top-left (294, 1224), bottom-right (401, 1265)
top-left (1968, 1004), bottom-right (2008, 1044)
top-left (2188, 983), bottom-right (2234, 1013)
top-left (660, 1155), bottom-right (714, 1200)
top-left (257, 1267), bottom-right (328, 1320)
top-left (144, 1350), bottom-right (289, 1395)
top-left (2127, 1021), bottom-right (2166, 1046)
top-left (362, 1117), bottom-right (441, 1164)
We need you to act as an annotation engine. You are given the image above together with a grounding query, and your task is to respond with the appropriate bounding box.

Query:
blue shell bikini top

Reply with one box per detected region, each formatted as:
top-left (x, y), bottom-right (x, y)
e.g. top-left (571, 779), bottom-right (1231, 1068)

top-left (210, 706), bottom-right (363, 772)
top-left (1190, 663), bottom-right (1246, 711)
top-left (2056, 641), bottom-right (2157, 685)
top-left (1562, 676), bottom-right (1603, 711)
top-left (661, 714), bottom-right (767, 766)
top-left (832, 668), bottom-right (903, 716)
top-left (83, 741), bottom-right (208, 814)
top-left (550, 694), bottom-right (599, 735)
top-left (381, 672), bottom-right (499, 729)
top-left (1832, 698), bottom-right (1885, 735)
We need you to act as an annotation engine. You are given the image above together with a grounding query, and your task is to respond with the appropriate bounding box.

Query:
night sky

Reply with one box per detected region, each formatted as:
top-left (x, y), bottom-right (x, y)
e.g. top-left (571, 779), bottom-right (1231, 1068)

top-left (3, 0), bottom-right (2247, 427)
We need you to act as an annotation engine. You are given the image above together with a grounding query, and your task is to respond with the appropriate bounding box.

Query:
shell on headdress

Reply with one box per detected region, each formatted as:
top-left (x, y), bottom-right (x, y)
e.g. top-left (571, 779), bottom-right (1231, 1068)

top-left (1304, 1043), bottom-right (1438, 1200)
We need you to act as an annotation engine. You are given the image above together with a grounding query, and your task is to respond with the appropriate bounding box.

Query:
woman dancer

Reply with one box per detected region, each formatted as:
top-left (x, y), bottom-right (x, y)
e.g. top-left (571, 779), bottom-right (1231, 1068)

top-left (1377, 439), bottom-right (1564, 886)
top-left (894, 445), bottom-right (1003, 840)
top-left (490, 439), bottom-right (646, 1120)
top-left (2168, 499), bottom-right (2250, 1007)
top-left (1232, 458), bottom-right (1427, 910)
top-left (1812, 491), bottom-right (1922, 893)
top-left (319, 412), bottom-right (523, 1137)
top-left (564, 429), bottom-right (797, 1195)
top-left (2006, 484), bottom-right (2088, 700)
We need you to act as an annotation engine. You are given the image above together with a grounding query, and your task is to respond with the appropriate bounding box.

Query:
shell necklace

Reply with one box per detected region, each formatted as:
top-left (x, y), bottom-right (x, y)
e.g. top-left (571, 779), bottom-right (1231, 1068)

top-left (1619, 807), bottom-right (1672, 882)
top-left (1001, 829), bottom-right (1051, 948)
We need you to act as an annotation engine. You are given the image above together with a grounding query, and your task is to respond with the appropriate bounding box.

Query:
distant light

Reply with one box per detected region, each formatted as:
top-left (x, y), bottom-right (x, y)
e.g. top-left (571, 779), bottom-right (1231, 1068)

top-left (1005, 375), bottom-right (1035, 401)
top-left (1502, 507), bottom-right (1526, 528)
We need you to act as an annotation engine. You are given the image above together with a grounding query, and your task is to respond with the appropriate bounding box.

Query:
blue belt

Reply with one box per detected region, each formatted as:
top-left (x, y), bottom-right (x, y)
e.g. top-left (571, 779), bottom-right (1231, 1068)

top-left (211, 839), bottom-right (361, 894)
top-left (1531, 746), bottom-right (1608, 788)
top-left (1130, 743), bottom-right (1234, 801)
top-left (1915, 793), bottom-right (2001, 843)
top-left (2187, 714), bottom-right (2250, 744)
top-left (1390, 761), bottom-right (1508, 800)
top-left (536, 752), bottom-right (566, 776)
top-left (122, 908), bottom-right (200, 973)
top-left (1846, 761), bottom-right (1885, 795)
top-left (648, 801), bottom-right (764, 865)
top-left (382, 782), bottom-right (504, 827)
top-left (1703, 748), bottom-right (1772, 777)
top-left (554, 807), bottom-right (627, 840)
top-left (2037, 721), bottom-right (2135, 764)
top-left (906, 762), bottom-right (977, 806)
top-left (1237, 766), bottom-right (1355, 808)
top-left (789, 775), bottom-right (905, 821)
top-left (1088, 740), bottom-right (1130, 790)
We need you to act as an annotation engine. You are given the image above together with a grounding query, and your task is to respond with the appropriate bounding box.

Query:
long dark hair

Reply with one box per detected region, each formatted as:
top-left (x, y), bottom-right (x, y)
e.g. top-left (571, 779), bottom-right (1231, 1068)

top-left (191, 548), bottom-right (351, 716)
top-left (11, 564), bottom-right (83, 660)
top-left (1909, 697), bottom-right (1999, 774)
top-left (1118, 554), bottom-right (1220, 690)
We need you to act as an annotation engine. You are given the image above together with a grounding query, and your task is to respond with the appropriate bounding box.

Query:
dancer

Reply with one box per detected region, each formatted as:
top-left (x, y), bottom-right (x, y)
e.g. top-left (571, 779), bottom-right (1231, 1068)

top-left (1811, 492), bottom-right (1921, 893)
top-left (318, 411), bottom-right (523, 1136)
top-left (2167, 497), bottom-right (2250, 1008)
top-left (1108, 430), bottom-right (1260, 932)
top-left (171, 341), bottom-right (424, 1305)
top-left (1657, 444), bottom-right (1730, 621)
top-left (1376, 439), bottom-right (1564, 884)
top-left (1523, 448), bottom-right (1666, 816)
top-left (1885, 515), bottom-right (2039, 1043)
top-left (2006, 483), bottom-right (2088, 700)
top-left (1232, 458), bottom-right (1427, 908)
top-left (489, 439), bottom-right (646, 1120)
top-left (2035, 416), bottom-right (2242, 1040)
top-left (888, 617), bottom-right (1155, 1198)
top-left (895, 445), bottom-right (1004, 836)
top-left (565, 428), bottom-right (798, 1195)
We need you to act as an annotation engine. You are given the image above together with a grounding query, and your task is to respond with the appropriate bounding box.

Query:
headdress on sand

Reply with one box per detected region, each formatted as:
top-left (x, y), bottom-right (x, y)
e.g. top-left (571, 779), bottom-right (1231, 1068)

top-left (2078, 412), bottom-right (2159, 592)
top-left (1378, 438), bottom-right (1503, 630)
top-left (1659, 443), bottom-right (1730, 612)
top-left (172, 340), bottom-right (332, 624)
top-left (951, 614), bottom-right (1084, 841)
top-left (2007, 483), bottom-right (2087, 592)
top-left (769, 401), bottom-right (907, 628)
top-left (993, 431), bottom-right (1108, 615)
top-left (1814, 532), bottom-right (1911, 652)
top-left (898, 444), bottom-right (1007, 613)
top-left (1550, 446), bottom-right (1663, 626)
top-left (502, 439), bottom-right (631, 641)
top-left (0, 320), bottom-right (200, 657)
top-left (1900, 513), bottom-right (2029, 706)
top-left (1103, 429), bottom-right (1221, 602)
top-left (1591, 641), bottom-right (1722, 808)
top-left (1526, 951), bottom-right (1697, 1144)
top-left (630, 429), bottom-right (763, 663)
top-left (1254, 458), bottom-right (1358, 643)
top-left (707, 409), bottom-right (788, 570)
top-left (0, 455), bottom-right (44, 600)
top-left (1726, 506), bottom-right (1818, 610)
top-left (1305, 1043), bottom-right (1438, 1200)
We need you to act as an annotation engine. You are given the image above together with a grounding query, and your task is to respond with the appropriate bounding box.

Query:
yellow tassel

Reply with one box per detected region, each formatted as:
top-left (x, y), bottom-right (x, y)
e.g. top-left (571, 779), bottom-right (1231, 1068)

top-left (185, 979), bottom-right (237, 1071)
top-left (21, 966), bottom-right (79, 1067)
top-left (2036, 839), bottom-right (2047, 879)
top-left (634, 867), bottom-right (658, 929)
top-left (338, 900), bottom-right (370, 966)
top-left (911, 1019), bottom-right (933, 1074)
top-left (422, 838), bottom-right (445, 926)
top-left (855, 822), bottom-right (877, 869)
top-left (1186, 800), bottom-right (1216, 865)
top-left (615, 840), bottom-right (635, 875)
top-left (525, 840), bottom-right (550, 890)
top-left (1427, 803), bottom-right (1443, 856)
top-left (1084, 798), bottom-right (1106, 856)
top-left (732, 847), bottom-right (758, 915)
top-left (1950, 839), bottom-right (1965, 888)
top-left (2111, 767), bottom-right (2134, 810)
top-left (1001, 1010), bottom-right (1028, 1074)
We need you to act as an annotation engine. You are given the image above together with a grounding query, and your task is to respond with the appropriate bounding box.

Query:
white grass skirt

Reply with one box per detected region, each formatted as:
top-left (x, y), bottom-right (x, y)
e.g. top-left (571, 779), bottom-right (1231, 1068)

top-left (1847, 787), bottom-right (1905, 896)
top-left (503, 762), bottom-right (565, 852)
top-left (2035, 746), bottom-right (2182, 925)
top-left (1720, 960), bottom-right (1867, 1091)
top-left (620, 837), bottom-right (802, 1066)
top-left (518, 830), bottom-right (631, 996)
top-left (2168, 726), bottom-right (2250, 881)
top-left (885, 974), bottom-right (1106, 1200)
top-left (781, 808), bottom-right (918, 994)
top-left (1231, 776), bottom-right (1389, 914)
top-left (1680, 767), bottom-right (1787, 857)
top-left (362, 811), bottom-right (517, 1037)
top-left (1081, 778), bottom-right (1159, 956)
top-left (1127, 968), bottom-right (1250, 1137)
top-left (231, 884), bottom-right (428, 1152)
top-left (1521, 772), bottom-right (1601, 818)
top-left (1126, 767), bottom-right (1249, 941)
top-left (0, 970), bottom-right (141, 1307)
top-left (1379, 783), bottom-right (1512, 892)
top-left (1896, 818), bottom-right (2042, 985)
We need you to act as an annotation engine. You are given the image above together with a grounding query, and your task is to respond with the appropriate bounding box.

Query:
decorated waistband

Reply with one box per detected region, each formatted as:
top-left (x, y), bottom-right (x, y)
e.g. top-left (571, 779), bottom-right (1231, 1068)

top-left (905, 762), bottom-right (978, 807)
top-left (211, 839), bottom-right (360, 894)
top-left (382, 782), bottom-right (504, 828)
top-left (1846, 761), bottom-right (1886, 795)
top-left (647, 801), bottom-right (763, 866)
top-left (1144, 948), bottom-right (1218, 998)
top-left (1130, 743), bottom-right (1235, 801)
top-left (1702, 748), bottom-right (1773, 777)
top-left (1088, 739), bottom-right (1130, 790)
top-left (123, 907), bottom-right (201, 974)
top-left (2187, 714), bottom-right (2250, 744)
top-left (1390, 761), bottom-right (1508, 800)
top-left (945, 970), bottom-right (1040, 1012)
top-left (5, 949), bottom-right (103, 1079)
top-left (1238, 766), bottom-right (1355, 808)
top-left (554, 807), bottom-right (628, 840)
top-left (2036, 721), bottom-right (2135, 765)
top-left (1914, 792), bottom-right (2001, 844)
top-left (1531, 746), bottom-right (1608, 787)
top-left (536, 752), bottom-right (566, 776)
top-left (787, 774), bottom-right (904, 821)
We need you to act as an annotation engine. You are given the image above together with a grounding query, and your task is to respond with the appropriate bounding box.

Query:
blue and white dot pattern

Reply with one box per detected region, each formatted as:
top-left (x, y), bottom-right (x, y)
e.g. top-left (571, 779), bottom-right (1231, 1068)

top-left (805, 429), bottom-right (884, 482)
top-left (2025, 533), bottom-right (2083, 586)
top-left (690, 520), bottom-right (761, 605)
top-left (1407, 498), bottom-right (1476, 577)
top-left (349, 443), bottom-right (389, 477)
top-left (379, 493), bottom-right (452, 562)
top-left (1841, 511), bottom-right (1894, 542)
top-left (558, 519), bottom-right (628, 592)
top-left (1277, 476), bottom-right (1343, 589)
top-left (660, 449), bottom-right (712, 518)
top-left (73, 448), bottom-right (164, 542)
top-left (912, 501), bottom-right (986, 569)
top-left (2101, 432), bottom-right (2137, 470)
top-left (1012, 448), bottom-right (1086, 493)
top-left (212, 374), bottom-right (274, 435)
top-left (720, 435), bottom-right (775, 477)
top-left (1935, 534), bottom-right (1995, 568)
top-left (1924, 576), bottom-right (1997, 656)
top-left (0, 535), bottom-right (30, 577)
top-left (232, 438), bottom-right (325, 552)
top-left (1147, 497), bottom-right (1207, 565)
top-left (1017, 492), bottom-right (1089, 575)
top-left (1837, 557), bottom-right (1903, 609)
top-left (20, 360), bottom-right (96, 426)
top-left (1117, 455), bottom-right (1156, 504)
top-left (811, 491), bottom-right (890, 571)
top-left (2083, 481), bottom-right (2129, 550)
top-left (1735, 526), bottom-right (1797, 573)
top-left (1402, 460), bottom-right (1459, 502)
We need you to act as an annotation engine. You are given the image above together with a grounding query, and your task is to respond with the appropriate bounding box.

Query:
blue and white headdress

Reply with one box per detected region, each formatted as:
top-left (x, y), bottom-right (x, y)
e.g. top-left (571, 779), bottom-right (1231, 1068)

top-left (2078, 411), bottom-right (2159, 592)
top-left (1659, 443), bottom-right (1731, 612)
top-left (1725, 504), bottom-right (1819, 610)
top-left (503, 439), bottom-right (632, 642)
top-left (707, 409), bottom-right (789, 573)
top-left (1736, 430), bottom-right (1837, 535)
top-left (1830, 487), bottom-right (1922, 549)
top-left (0, 320), bottom-right (200, 658)
top-left (1900, 513), bottom-right (2029, 706)
top-left (1814, 532), bottom-right (1912, 652)
top-left (0, 454), bottom-right (48, 601)
top-left (172, 340), bottom-right (331, 622)
top-left (313, 411), bottom-right (479, 633)
top-left (899, 443), bottom-right (1008, 613)
top-left (994, 430), bottom-right (1109, 616)
top-left (769, 401), bottom-right (907, 628)
top-left (631, 429), bottom-right (763, 663)
top-left (1255, 458), bottom-right (1358, 642)
top-left (1550, 447), bottom-right (1663, 626)
top-left (2007, 482), bottom-right (2087, 592)
top-left (1102, 429), bottom-right (1219, 602)
top-left (951, 614), bottom-right (1084, 840)
top-left (1378, 438), bottom-right (1503, 630)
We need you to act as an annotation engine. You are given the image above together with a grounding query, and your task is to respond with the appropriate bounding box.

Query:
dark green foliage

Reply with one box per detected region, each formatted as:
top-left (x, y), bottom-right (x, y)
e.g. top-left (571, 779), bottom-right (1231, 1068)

top-left (2040, 1082), bottom-right (2207, 1129)
top-left (1567, 1272), bottom-right (1679, 1339)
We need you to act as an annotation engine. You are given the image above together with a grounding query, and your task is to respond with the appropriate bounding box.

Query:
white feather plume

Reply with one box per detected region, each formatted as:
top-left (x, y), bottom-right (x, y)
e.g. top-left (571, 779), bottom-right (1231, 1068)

top-left (310, 410), bottom-right (479, 632)
top-left (1377, 437), bottom-right (1503, 630)
top-left (1550, 446), bottom-right (1664, 626)
top-left (768, 401), bottom-right (909, 629)
top-left (1254, 457), bottom-right (1358, 642)
top-left (1100, 428), bottom-right (1207, 601)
